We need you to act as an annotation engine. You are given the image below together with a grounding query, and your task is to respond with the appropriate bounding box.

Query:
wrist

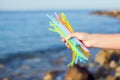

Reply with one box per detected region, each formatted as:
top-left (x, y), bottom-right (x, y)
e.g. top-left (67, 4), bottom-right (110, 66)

top-left (88, 34), bottom-right (98, 47)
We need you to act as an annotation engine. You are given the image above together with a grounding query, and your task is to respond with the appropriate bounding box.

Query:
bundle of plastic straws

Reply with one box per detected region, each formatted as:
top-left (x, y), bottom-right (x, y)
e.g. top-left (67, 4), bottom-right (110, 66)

top-left (47, 12), bottom-right (90, 66)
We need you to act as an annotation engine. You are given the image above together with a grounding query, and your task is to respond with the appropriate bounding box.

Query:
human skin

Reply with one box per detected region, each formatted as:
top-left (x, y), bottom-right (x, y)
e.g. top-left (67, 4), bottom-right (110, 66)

top-left (62, 32), bottom-right (120, 50)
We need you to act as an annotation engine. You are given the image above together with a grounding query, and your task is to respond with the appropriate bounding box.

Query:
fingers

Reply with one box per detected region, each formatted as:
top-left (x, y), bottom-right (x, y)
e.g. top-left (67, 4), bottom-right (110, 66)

top-left (61, 32), bottom-right (90, 49)
top-left (61, 38), bottom-right (66, 43)
top-left (61, 37), bottom-right (70, 49)
top-left (65, 43), bottom-right (70, 49)
top-left (61, 32), bottom-right (78, 49)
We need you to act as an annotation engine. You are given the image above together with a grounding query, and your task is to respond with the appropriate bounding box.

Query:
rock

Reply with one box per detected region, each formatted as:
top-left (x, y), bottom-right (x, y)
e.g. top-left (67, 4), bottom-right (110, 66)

top-left (106, 75), bottom-right (116, 80)
top-left (95, 49), bottom-right (120, 66)
top-left (3, 78), bottom-right (10, 80)
top-left (43, 70), bottom-right (59, 80)
top-left (65, 64), bottom-right (94, 80)
top-left (88, 62), bottom-right (95, 68)
top-left (109, 60), bottom-right (117, 69)
top-left (95, 49), bottom-right (112, 66)
top-left (115, 66), bottom-right (120, 77)
top-left (109, 54), bottom-right (120, 63)
top-left (97, 78), bottom-right (104, 80)
top-left (116, 77), bottom-right (120, 80)
top-left (93, 66), bottom-right (109, 79)
top-left (116, 67), bottom-right (120, 72)
top-left (0, 64), bottom-right (4, 69)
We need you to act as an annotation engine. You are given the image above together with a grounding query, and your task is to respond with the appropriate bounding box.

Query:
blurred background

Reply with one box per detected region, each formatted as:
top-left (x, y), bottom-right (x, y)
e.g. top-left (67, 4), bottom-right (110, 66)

top-left (0, 0), bottom-right (120, 80)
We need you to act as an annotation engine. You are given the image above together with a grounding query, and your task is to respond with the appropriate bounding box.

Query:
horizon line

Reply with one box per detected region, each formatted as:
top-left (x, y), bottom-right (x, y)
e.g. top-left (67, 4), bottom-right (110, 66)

top-left (0, 8), bottom-right (120, 12)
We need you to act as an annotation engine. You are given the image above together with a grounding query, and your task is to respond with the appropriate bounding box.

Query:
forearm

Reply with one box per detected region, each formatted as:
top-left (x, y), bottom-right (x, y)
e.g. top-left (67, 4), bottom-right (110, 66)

top-left (90, 34), bottom-right (120, 49)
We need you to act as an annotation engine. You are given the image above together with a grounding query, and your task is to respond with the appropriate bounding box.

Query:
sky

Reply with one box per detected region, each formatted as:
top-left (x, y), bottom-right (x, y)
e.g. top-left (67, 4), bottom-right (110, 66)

top-left (0, 0), bottom-right (120, 11)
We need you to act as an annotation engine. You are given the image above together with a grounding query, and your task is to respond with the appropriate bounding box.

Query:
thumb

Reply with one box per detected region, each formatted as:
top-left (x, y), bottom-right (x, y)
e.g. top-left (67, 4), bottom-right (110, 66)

top-left (65, 33), bottom-right (77, 40)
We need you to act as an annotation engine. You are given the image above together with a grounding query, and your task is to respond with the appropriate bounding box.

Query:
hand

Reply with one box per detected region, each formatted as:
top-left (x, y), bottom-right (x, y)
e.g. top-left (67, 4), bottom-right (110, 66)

top-left (62, 32), bottom-right (92, 49)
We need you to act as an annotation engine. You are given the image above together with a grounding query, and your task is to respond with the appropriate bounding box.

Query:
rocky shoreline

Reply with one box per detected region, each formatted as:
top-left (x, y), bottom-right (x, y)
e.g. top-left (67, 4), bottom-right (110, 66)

top-left (91, 10), bottom-right (120, 19)
top-left (1, 49), bottom-right (119, 80)
top-left (44, 49), bottom-right (120, 80)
